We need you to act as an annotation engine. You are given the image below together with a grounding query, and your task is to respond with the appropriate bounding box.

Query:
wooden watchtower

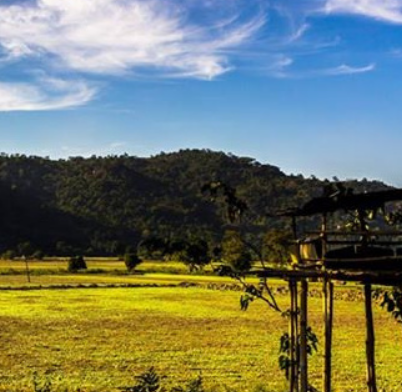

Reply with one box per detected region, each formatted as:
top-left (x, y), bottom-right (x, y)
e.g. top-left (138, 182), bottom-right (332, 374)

top-left (261, 188), bottom-right (402, 392)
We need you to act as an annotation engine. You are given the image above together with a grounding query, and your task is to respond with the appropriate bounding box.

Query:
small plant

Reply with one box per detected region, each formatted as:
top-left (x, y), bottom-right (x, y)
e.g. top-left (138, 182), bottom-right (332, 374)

top-left (278, 326), bottom-right (318, 384)
top-left (67, 255), bottom-right (87, 272)
top-left (122, 368), bottom-right (206, 392)
top-left (122, 367), bottom-right (161, 392)
top-left (172, 375), bottom-right (204, 392)
top-left (124, 253), bottom-right (143, 272)
top-left (32, 372), bottom-right (52, 392)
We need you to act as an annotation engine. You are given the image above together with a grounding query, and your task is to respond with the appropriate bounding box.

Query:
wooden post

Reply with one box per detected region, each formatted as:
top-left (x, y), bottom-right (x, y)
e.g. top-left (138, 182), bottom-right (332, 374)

top-left (323, 279), bottom-right (334, 392)
top-left (294, 281), bottom-right (299, 392)
top-left (364, 284), bottom-right (377, 392)
top-left (23, 255), bottom-right (31, 283)
top-left (289, 280), bottom-right (297, 392)
top-left (300, 279), bottom-right (308, 392)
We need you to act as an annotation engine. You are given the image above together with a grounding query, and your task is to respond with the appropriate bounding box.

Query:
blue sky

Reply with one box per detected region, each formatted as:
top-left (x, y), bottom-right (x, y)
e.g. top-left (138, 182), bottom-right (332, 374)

top-left (0, 0), bottom-right (402, 185)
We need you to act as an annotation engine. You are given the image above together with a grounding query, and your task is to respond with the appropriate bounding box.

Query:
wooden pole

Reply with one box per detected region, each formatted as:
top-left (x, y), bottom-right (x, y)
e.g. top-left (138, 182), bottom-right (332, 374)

top-left (364, 283), bottom-right (377, 392)
top-left (289, 280), bottom-right (297, 392)
top-left (294, 281), bottom-right (299, 392)
top-left (23, 255), bottom-right (31, 283)
top-left (300, 279), bottom-right (308, 392)
top-left (323, 279), bottom-right (334, 392)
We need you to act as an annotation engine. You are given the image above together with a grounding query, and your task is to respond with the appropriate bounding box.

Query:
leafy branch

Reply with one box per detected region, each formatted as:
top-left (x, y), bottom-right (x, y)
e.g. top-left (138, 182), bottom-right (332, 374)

top-left (373, 287), bottom-right (402, 323)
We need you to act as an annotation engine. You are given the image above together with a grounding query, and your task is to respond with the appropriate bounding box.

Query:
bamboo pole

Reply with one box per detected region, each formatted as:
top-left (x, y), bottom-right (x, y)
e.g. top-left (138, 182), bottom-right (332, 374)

top-left (364, 283), bottom-right (377, 392)
top-left (300, 279), bottom-right (308, 392)
top-left (323, 280), bottom-right (334, 392)
top-left (23, 255), bottom-right (31, 283)
top-left (294, 281), bottom-right (299, 392)
top-left (289, 280), bottom-right (297, 392)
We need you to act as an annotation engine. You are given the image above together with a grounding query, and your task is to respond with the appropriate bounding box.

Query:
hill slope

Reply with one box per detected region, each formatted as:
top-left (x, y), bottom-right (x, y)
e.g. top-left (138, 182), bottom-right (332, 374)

top-left (0, 150), bottom-right (389, 256)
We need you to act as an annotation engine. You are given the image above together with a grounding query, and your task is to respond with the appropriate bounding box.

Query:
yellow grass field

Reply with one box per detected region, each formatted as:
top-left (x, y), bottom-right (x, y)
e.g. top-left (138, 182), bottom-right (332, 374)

top-left (0, 284), bottom-right (401, 392)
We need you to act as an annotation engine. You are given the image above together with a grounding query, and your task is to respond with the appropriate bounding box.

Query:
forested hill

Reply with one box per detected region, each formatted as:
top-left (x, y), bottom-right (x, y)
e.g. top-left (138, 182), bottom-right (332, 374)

top-left (0, 149), bottom-right (389, 256)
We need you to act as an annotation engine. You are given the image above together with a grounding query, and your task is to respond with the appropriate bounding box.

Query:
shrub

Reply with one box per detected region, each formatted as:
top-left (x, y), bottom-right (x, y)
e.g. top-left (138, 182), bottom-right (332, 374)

top-left (32, 250), bottom-right (44, 260)
top-left (67, 255), bottom-right (87, 272)
top-left (2, 250), bottom-right (16, 260)
top-left (122, 368), bottom-right (205, 392)
top-left (124, 253), bottom-right (142, 272)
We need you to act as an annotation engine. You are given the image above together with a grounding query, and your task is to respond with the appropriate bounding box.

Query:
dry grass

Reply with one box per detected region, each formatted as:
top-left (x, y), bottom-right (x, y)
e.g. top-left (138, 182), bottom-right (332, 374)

top-left (0, 285), bottom-right (401, 392)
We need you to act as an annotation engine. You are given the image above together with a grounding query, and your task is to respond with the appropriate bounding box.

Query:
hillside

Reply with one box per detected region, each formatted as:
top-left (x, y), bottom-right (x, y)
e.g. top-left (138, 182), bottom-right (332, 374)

top-left (0, 149), bottom-right (389, 256)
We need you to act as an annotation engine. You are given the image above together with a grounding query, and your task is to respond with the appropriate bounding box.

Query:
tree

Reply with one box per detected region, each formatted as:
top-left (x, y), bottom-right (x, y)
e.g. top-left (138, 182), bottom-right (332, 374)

top-left (124, 253), bottom-right (142, 272)
top-left (221, 229), bottom-right (252, 273)
top-left (263, 229), bottom-right (292, 266)
top-left (176, 239), bottom-right (210, 272)
top-left (68, 255), bottom-right (87, 272)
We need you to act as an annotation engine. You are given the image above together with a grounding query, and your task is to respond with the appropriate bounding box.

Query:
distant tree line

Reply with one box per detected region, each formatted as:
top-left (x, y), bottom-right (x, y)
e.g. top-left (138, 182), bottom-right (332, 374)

top-left (0, 150), bottom-right (388, 260)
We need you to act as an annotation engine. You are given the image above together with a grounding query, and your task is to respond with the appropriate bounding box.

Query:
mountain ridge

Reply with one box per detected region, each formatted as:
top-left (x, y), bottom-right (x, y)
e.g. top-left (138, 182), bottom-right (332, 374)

top-left (0, 149), bottom-right (390, 256)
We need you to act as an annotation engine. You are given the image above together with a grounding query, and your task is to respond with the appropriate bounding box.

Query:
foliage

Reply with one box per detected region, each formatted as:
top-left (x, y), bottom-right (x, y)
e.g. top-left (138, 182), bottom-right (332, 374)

top-left (278, 327), bottom-right (318, 380)
top-left (175, 239), bottom-right (210, 272)
top-left (67, 255), bottom-right (87, 272)
top-left (124, 253), bottom-right (143, 272)
top-left (262, 229), bottom-right (292, 266)
top-left (220, 229), bottom-right (252, 273)
top-left (374, 287), bottom-right (402, 322)
top-left (122, 368), bottom-right (205, 392)
top-left (2, 249), bottom-right (16, 260)
top-left (32, 372), bottom-right (52, 392)
top-left (122, 367), bottom-right (161, 392)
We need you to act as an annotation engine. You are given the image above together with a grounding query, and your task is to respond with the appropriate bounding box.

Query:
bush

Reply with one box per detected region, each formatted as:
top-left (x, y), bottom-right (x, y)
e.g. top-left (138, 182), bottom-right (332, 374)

top-left (32, 250), bottom-right (44, 260)
top-left (124, 253), bottom-right (142, 272)
top-left (68, 255), bottom-right (87, 272)
top-left (122, 368), bottom-right (205, 392)
top-left (2, 250), bottom-right (16, 260)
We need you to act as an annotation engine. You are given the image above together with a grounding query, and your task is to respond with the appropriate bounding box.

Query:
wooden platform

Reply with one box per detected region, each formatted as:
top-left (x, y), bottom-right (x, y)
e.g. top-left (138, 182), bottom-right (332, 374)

top-left (255, 267), bottom-right (402, 286)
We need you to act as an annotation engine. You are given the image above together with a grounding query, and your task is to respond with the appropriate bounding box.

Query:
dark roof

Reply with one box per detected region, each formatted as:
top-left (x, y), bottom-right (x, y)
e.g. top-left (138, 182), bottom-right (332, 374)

top-left (278, 189), bottom-right (402, 217)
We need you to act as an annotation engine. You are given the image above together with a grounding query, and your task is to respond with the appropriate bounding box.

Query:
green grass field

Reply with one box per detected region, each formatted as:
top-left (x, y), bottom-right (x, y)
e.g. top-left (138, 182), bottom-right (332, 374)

top-left (0, 283), bottom-right (401, 392)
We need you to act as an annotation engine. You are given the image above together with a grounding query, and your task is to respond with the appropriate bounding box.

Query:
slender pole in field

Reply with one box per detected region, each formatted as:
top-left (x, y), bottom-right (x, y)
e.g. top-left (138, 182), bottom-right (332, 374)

top-left (289, 279), bottom-right (297, 392)
top-left (300, 279), bottom-right (308, 392)
top-left (294, 281), bottom-right (299, 392)
top-left (323, 279), bottom-right (334, 392)
top-left (364, 283), bottom-right (377, 392)
top-left (23, 255), bottom-right (31, 283)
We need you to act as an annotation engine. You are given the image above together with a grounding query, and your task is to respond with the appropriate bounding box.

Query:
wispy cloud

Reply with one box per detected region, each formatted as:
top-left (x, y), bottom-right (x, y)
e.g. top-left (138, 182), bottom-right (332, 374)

top-left (325, 0), bottom-right (402, 24)
top-left (0, 0), bottom-right (265, 80)
top-left (322, 63), bottom-right (376, 75)
top-left (0, 0), bottom-right (389, 111)
top-left (266, 55), bottom-right (294, 78)
top-left (0, 0), bottom-right (267, 110)
top-left (0, 78), bottom-right (96, 111)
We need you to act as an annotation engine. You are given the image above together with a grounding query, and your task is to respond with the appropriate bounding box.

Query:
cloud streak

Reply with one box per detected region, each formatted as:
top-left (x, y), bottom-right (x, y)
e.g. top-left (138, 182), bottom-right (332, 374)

top-left (322, 63), bottom-right (376, 75)
top-left (325, 0), bottom-right (402, 24)
top-left (0, 78), bottom-right (96, 111)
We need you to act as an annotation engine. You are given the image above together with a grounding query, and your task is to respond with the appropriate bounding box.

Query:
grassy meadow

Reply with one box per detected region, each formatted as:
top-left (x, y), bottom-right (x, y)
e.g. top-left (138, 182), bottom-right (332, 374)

top-left (0, 279), bottom-right (402, 392)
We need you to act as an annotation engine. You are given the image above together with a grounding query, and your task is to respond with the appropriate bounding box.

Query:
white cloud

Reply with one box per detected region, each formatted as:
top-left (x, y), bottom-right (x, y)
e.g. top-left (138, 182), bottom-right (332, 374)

top-left (325, 0), bottom-right (402, 24)
top-left (288, 23), bottom-right (310, 42)
top-left (0, 0), bottom-right (265, 80)
top-left (0, 78), bottom-right (96, 111)
top-left (266, 55), bottom-right (293, 77)
top-left (322, 63), bottom-right (376, 75)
